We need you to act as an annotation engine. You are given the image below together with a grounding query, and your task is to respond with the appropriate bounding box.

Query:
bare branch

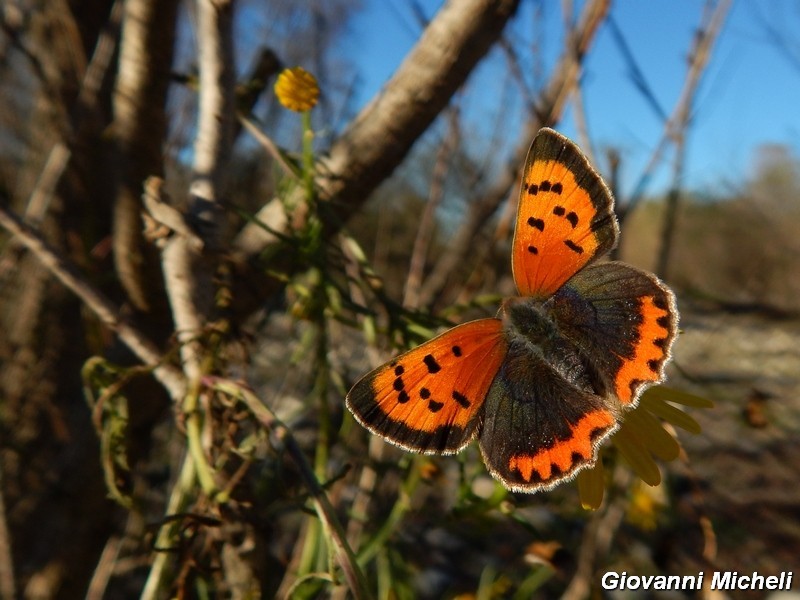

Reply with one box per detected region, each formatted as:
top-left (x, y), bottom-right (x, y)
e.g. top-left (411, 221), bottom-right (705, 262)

top-left (320, 0), bottom-right (518, 217)
top-left (417, 0), bottom-right (610, 307)
top-left (655, 0), bottom-right (731, 278)
top-left (14, 0), bottom-right (123, 222)
top-left (624, 0), bottom-right (731, 218)
top-left (0, 202), bottom-right (186, 399)
top-left (231, 0), bottom-right (521, 312)
top-left (190, 0), bottom-right (235, 214)
top-left (161, 0), bottom-right (235, 381)
top-left (607, 15), bottom-right (668, 123)
top-left (112, 0), bottom-right (179, 311)
top-left (232, 47), bottom-right (282, 140)
top-left (237, 115), bottom-right (298, 179)
top-left (403, 107), bottom-right (460, 309)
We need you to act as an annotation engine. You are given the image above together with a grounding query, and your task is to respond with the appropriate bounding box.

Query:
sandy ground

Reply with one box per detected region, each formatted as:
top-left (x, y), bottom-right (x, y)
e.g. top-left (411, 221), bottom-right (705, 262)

top-left (668, 306), bottom-right (800, 580)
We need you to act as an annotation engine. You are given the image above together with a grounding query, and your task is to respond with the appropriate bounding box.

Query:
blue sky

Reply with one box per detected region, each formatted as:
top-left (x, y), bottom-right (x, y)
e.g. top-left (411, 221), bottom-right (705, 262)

top-left (343, 0), bottom-right (800, 197)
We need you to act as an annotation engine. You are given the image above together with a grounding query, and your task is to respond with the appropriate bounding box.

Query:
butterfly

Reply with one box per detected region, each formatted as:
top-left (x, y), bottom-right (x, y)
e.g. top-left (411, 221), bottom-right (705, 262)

top-left (346, 128), bottom-right (678, 493)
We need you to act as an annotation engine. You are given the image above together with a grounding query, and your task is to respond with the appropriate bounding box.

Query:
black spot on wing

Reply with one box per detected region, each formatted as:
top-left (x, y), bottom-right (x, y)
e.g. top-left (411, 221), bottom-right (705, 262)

top-left (452, 391), bottom-right (470, 408)
top-left (527, 217), bottom-right (545, 231)
top-left (428, 400), bottom-right (444, 413)
top-left (566, 211), bottom-right (579, 227)
top-left (423, 354), bottom-right (441, 374)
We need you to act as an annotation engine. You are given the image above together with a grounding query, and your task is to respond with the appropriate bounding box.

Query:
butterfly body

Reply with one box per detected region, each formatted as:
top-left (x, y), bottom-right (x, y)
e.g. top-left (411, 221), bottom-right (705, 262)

top-left (347, 128), bottom-right (678, 493)
top-left (499, 295), bottom-right (606, 396)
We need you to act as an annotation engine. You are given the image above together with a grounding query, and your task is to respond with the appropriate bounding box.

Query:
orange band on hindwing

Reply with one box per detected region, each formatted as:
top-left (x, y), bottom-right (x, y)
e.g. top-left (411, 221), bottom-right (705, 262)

top-left (507, 409), bottom-right (616, 484)
top-left (613, 295), bottom-right (675, 404)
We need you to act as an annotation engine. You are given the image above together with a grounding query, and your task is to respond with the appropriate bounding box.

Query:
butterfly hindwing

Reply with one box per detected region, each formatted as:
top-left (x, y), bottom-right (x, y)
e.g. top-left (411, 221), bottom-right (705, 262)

top-left (346, 319), bottom-right (508, 454)
top-left (479, 341), bottom-right (618, 492)
top-left (549, 261), bottom-right (678, 406)
top-left (512, 128), bottom-right (619, 299)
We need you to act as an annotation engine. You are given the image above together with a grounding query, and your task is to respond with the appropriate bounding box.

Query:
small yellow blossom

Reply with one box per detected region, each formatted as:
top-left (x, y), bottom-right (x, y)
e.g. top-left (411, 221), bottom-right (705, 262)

top-left (274, 67), bottom-right (319, 112)
top-left (627, 481), bottom-right (667, 530)
top-left (578, 387), bottom-right (713, 509)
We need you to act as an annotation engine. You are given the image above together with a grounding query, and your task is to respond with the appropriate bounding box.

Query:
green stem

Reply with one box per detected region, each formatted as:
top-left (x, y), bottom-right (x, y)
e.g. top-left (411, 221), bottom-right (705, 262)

top-left (297, 311), bottom-right (333, 577)
top-left (183, 377), bottom-right (218, 496)
top-left (141, 452), bottom-right (197, 600)
top-left (301, 110), bottom-right (315, 204)
top-left (297, 515), bottom-right (322, 581)
top-left (357, 456), bottom-right (422, 566)
top-left (213, 379), bottom-right (373, 600)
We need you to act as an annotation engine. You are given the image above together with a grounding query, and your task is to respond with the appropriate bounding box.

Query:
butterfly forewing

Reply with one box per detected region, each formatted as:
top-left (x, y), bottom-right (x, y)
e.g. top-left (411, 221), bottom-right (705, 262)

top-left (512, 128), bottom-right (619, 299)
top-left (346, 319), bottom-right (508, 454)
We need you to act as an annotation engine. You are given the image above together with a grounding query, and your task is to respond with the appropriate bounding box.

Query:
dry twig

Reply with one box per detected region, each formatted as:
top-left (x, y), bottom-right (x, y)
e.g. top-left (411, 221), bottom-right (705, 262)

top-left (416, 0), bottom-right (610, 307)
top-left (0, 203), bottom-right (185, 399)
top-left (230, 0), bottom-right (522, 314)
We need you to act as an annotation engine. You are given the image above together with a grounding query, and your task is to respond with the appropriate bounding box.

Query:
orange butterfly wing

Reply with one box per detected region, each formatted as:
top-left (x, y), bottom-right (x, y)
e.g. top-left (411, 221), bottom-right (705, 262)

top-left (346, 319), bottom-right (508, 454)
top-left (512, 128), bottom-right (619, 299)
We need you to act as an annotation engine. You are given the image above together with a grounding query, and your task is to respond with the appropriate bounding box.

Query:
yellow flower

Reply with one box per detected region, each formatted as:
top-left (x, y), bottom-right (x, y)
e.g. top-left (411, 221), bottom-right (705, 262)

top-left (627, 481), bottom-right (666, 531)
top-left (578, 387), bottom-right (713, 509)
top-left (274, 67), bottom-right (319, 112)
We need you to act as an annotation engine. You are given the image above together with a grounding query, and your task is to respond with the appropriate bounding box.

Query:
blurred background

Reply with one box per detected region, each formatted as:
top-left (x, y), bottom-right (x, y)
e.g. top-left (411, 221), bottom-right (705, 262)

top-left (1, 0), bottom-right (798, 598)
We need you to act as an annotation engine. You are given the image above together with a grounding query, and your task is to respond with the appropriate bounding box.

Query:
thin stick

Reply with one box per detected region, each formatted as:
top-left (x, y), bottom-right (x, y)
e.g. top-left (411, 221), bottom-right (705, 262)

top-left (655, 0), bottom-right (731, 278)
top-left (403, 107), bottom-right (460, 309)
top-left (85, 536), bottom-right (122, 600)
top-left (417, 0), bottom-right (610, 307)
top-left (213, 379), bottom-right (373, 600)
top-left (0, 463), bottom-right (16, 600)
top-left (0, 203), bottom-right (186, 400)
top-left (620, 0), bottom-right (731, 217)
